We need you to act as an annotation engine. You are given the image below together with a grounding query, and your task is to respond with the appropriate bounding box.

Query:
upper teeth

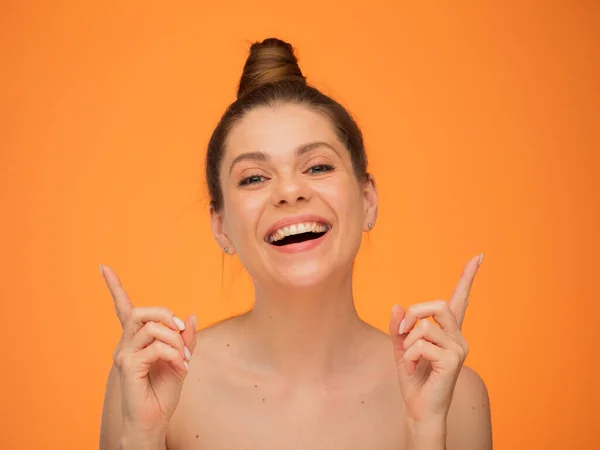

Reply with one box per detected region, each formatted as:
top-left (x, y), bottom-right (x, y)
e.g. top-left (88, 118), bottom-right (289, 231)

top-left (268, 222), bottom-right (329, 243)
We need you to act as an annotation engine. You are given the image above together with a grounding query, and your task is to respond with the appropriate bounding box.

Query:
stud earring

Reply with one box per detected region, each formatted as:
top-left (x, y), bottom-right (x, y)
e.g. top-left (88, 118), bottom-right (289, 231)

top-left (368, 223), bottom-right (373, 229)
top-left (223, 247), bottom-right (229, 254)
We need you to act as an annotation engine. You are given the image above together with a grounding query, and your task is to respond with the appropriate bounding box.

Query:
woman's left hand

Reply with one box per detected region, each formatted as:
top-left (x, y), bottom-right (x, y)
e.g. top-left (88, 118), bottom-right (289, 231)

top-left (389, 254), bottom-right (483, 426)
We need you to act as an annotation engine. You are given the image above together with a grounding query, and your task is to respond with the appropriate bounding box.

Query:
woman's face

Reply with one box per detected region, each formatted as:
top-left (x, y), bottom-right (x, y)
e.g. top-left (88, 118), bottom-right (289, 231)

top-left (211, 103), bottom-right (377, 289)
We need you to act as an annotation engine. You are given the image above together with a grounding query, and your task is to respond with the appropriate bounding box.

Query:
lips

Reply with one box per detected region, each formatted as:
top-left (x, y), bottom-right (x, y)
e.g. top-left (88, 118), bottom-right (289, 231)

top-left (264, 214), bottom-right (332, 245)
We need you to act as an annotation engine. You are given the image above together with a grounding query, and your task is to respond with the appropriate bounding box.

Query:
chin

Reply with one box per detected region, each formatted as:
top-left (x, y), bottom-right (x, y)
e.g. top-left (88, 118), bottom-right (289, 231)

top-left (268, 260), bottom-right (341, 290)
top-left (269, 258), bottom-right (352, 290)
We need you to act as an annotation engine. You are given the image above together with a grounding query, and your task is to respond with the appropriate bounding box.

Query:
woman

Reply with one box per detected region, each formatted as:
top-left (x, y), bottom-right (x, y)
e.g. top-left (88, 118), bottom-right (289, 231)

top-left (99, 38), bottom-right (492, 449)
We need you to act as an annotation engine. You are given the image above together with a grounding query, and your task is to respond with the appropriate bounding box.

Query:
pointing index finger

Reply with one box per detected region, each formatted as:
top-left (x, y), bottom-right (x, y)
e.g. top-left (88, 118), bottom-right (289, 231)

top-left (100, 264), bottom-right (133, 329)
top-left (448, 254), bottom-right (483, 329)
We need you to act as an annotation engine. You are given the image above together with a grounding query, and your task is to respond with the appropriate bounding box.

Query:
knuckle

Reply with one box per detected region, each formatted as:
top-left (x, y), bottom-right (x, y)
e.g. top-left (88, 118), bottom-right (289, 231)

top-left (435, 299), bottom-right (448, 310)
top-left (417, 320), bottom-right (430, 332)
top-left (130, 306), bottom-right (141, 318)
top-left (158, 306), bottom-right (173, 317)
top-left (112, 349), bottom-right (122, 367)
top-left (153, 340), bottom-right (169, 354)
top-left (455, 335), bottom-right (469, 354)
top-left (144, 321), bottom-right (160, 334)
top-left (453, 345), bottom-right (465, 362)
top-left (129, 307), bottom-right (141, 322)
top-left (455, 352), bottom-right (464, 365)
top-left (156, 342), bottom-right (177, 359)
top-left (150, 340), bottom-right (163, 353)
top-left (121, 352), bottom-right (135, 370)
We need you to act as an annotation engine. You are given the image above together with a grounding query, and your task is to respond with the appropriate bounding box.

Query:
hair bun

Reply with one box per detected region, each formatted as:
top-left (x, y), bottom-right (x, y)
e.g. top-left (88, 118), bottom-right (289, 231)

top-left (237, 38), bottom-right (306, 99)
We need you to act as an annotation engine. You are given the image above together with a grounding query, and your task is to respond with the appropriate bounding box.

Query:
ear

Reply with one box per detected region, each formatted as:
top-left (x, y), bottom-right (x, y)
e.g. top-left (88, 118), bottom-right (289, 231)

top-left (209, 204), bottom-right (236, 255)
top-left (362, 173), bottom-right (378, 232)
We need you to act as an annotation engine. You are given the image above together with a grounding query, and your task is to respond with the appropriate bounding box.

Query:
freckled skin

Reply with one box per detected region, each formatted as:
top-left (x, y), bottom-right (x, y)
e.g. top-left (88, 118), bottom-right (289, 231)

top-left (167, 315), bottom-right (407, 450)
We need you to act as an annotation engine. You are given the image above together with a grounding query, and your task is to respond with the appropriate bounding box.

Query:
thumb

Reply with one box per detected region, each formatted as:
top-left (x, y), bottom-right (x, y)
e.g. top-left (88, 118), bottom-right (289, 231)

top-left (389, 304), bottom-right (408, 361)
top-left (180, 314), bottom-right (198, 354)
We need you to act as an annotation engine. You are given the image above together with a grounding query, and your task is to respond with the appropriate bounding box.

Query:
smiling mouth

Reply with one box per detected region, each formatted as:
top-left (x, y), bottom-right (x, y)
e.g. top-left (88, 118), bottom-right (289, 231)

top-left (267, 222), bottom-right (331, 247)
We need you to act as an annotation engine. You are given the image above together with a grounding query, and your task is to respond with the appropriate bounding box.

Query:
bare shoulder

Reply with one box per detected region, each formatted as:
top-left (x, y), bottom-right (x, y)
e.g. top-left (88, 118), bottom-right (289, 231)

top-left (447, 365), bottom-right (493, 449)
top-left (193, 313), bottom-right (245, 346)
top-left (455, 365), bottom-right (489, 395)
top-left (187, 312), bottom-right (249, 370)
top-left (451, 365), bottom-right (491, 415)
top-left (165, 313), bottom-right (250, 443)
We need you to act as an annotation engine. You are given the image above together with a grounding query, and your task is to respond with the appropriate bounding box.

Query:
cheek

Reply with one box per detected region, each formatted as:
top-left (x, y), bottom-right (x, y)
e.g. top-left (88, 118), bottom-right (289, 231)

top-left (224, 189), bottom-right (267, 238)
top-left (316, 177), bottom-right (363, 219)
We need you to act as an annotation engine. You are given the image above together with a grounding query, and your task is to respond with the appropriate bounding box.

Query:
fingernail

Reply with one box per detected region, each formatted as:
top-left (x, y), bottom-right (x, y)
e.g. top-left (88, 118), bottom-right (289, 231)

top-left (192, 314), bottom-right (197, 330)
top-left (399, 319), bottom-right (406, 334)
top-left (478, 253), bottom-right (484, 266)
top-left (392, 304), bottom-right (400, 313)
top-left (173, 316), bottom-right (185, 331)
top-left (184, 346), bottom-right (191, 361)
top-left (99, 264), bottom-right (105, 277)
top-left (183, 361), bottom-right (189, 370)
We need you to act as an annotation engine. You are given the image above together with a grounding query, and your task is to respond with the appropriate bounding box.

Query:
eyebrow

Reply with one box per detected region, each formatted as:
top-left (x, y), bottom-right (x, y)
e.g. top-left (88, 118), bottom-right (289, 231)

top-left (228, 141), bottom-right (340, 175)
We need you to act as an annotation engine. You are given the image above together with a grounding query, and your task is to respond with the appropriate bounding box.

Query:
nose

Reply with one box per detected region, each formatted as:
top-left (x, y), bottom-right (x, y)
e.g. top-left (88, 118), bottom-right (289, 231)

top-left (270, 172), bottom-right (311, 207)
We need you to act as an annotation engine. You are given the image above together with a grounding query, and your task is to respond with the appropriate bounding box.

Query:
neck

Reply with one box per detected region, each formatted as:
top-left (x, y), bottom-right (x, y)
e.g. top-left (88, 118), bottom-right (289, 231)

top-left (241, 270), bottom-right (367, 384)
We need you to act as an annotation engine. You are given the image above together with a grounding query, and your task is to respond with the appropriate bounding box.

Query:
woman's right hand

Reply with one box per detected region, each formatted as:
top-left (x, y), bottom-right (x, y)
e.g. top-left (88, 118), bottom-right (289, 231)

top-left (100, 264), bottom-right (197, 442)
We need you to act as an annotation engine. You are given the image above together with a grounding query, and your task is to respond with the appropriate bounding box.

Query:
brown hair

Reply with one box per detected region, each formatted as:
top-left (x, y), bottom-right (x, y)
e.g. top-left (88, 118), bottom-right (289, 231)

top-left (206, 37), bottom-right (369, 211)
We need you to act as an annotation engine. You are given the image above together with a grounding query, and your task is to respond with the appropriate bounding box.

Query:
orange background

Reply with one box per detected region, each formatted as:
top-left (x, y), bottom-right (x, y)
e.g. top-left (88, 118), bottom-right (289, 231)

top-left (1, 1), bottom-right (598, 449)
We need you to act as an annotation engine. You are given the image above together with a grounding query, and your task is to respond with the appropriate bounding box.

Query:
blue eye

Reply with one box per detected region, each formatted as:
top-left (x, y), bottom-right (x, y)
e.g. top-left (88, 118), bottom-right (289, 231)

top-left (238, 174), bottom-right (266, 186)
top-left (307, 164), bottom-right (334, 174)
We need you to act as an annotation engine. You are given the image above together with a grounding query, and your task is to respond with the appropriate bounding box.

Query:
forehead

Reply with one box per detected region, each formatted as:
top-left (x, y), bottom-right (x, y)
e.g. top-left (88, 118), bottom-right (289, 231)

top-left (224, 104), bottom-right (339, 159)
